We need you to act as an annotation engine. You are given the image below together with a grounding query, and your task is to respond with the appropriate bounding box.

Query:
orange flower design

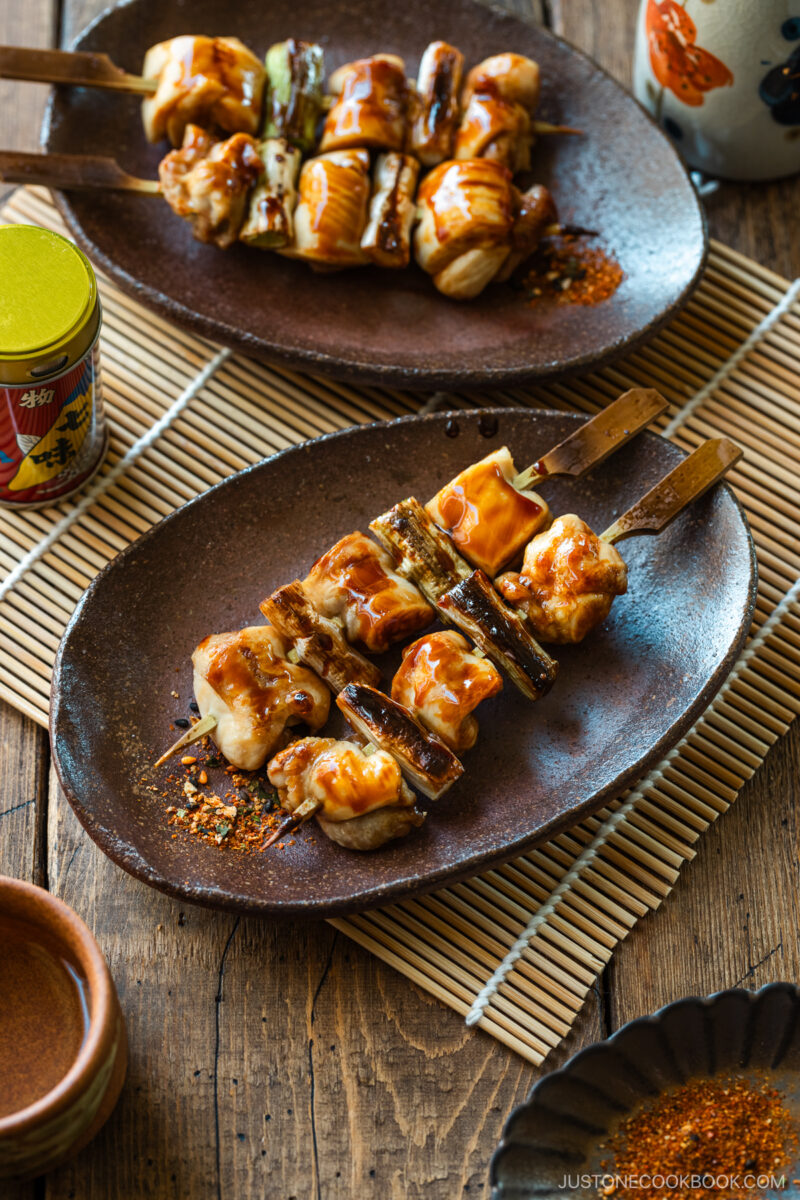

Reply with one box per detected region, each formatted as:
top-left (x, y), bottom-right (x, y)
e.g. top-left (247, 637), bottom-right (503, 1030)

top-left (646, 0), bottom-right (734, 107)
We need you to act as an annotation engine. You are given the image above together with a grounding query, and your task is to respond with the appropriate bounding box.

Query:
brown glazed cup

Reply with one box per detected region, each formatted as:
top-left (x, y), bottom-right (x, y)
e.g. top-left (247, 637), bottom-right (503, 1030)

top-left (0, 876), bottom-right (127, 1180)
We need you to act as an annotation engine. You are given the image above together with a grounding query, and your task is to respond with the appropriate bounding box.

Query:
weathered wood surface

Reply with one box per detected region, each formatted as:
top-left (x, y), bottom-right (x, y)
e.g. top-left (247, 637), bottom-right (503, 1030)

top-left (0, 0), bottom-right (798, 1196)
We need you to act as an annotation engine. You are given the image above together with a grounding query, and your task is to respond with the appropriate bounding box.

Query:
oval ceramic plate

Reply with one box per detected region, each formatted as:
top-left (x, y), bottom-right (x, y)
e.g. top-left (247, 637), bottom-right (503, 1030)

top-left (491, 983), bottom-right (800, 1198)
top-left (50, 410), bottom-right (756, 917)
top-left (42, 0), bottom-right (706, 388)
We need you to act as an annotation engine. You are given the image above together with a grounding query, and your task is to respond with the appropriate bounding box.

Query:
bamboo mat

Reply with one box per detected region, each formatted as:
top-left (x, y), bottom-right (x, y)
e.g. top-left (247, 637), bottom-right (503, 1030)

top-left (3, 187), bottom-right (800, 1066)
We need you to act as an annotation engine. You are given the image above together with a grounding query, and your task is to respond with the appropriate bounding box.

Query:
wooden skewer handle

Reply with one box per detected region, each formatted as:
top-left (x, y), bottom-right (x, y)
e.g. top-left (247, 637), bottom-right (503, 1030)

top-left (0, 45), bottom-right (155, 94)
top-left (514, 387), bottom-right (669, 490)
top-left (601, 437), bottom-right (743, 545)
top-left (0, 150), bottom-right (160, 194)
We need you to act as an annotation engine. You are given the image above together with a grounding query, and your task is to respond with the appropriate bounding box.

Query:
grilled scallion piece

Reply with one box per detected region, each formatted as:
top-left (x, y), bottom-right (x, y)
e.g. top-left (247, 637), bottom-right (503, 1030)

top-left (240, 137), bottom-right (301, 248)
top-left (437, 569), bottom-right (558, 702)
top-left (263, 39), bottom-right (324, 153)
top-left (369, 496), bottom-right (471, 605)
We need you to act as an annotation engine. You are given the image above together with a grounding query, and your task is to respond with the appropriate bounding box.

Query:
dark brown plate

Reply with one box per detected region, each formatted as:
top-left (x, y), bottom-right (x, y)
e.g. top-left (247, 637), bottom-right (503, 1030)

top-left (50, 410), bottom-right (756, 918)
top-left (42, 0), bottom-right (707, 389)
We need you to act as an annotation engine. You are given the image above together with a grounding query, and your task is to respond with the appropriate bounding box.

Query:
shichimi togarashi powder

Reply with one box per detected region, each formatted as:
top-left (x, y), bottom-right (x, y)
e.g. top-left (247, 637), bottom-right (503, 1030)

top-left (148, 715), bottom-right (313, 853)
top-left (523, 234), bottom-right (624, 306)
top-left (598, 1074), bottom-right (798, 1198)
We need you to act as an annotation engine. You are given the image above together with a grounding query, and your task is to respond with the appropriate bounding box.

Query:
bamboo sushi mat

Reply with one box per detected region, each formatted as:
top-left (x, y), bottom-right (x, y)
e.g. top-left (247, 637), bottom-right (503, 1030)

top-left (3, 186), bottom-right (800, 1066)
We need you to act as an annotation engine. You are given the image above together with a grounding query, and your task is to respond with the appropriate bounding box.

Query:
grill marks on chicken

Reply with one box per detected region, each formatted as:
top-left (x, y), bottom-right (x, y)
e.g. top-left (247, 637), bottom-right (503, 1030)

top-left (426, 446), bottom-right (551, 576)
top-left (321, 55), bottom-right (409, 153)
top-left (142, 36), bottom-right (266, 146)
top-left (302, 532), bottom-right (434, 654)
top-left (158, 124), bottom-right (263, 248)
top-left (392, 631), bottom-right (502, 752)
top-left (455, 53), bottom-right (541, 173)
top-left (497, 514), bottom-right (628, 643)
top-left (192, 625), bottom-right (330, 770)
top-left (283, 149), bottom-right (371, 268)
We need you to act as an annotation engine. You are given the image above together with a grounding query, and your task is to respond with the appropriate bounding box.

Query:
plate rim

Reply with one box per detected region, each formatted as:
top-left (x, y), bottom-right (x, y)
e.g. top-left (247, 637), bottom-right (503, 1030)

top-left (49, 408), bottom-right (758, 918)
top-left (41, 0), bottom-right (709, 389)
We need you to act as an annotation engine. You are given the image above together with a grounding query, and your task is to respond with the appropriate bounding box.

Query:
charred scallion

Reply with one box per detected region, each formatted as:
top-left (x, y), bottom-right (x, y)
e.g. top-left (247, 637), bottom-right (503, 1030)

top-left (263, 39), bottom-right (324, 153)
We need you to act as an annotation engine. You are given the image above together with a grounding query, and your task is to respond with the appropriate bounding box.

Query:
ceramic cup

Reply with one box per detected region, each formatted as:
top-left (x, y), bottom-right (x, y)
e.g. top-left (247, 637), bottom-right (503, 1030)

top-left (0, 876), bottom-right (127, 1180)
top-left (633, 0), bottom-right (800, 180)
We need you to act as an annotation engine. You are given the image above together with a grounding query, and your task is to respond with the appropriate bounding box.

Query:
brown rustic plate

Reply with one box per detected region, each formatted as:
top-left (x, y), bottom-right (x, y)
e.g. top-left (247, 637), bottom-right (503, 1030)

top-left (50, 410), bottom-right (756, 918)
top-left (41, 0), bottom-right (707, 389)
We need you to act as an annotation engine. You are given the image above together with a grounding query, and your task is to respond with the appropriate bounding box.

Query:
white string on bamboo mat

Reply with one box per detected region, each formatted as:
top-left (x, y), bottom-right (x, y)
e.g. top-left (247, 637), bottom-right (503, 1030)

top-left (0, 347), bottom-right (231, 604)
top-left (465, 571), bottom-right (800, 1028)
top-left (662, 276), bottom-right (800, 438)
top-left (464, 272), bottom-right (800, 1029)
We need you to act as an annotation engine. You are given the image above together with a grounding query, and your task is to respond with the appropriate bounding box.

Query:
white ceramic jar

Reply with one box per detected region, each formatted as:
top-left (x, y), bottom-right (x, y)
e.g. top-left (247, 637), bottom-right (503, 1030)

top-left (633, 0), bottom-right (800, 180)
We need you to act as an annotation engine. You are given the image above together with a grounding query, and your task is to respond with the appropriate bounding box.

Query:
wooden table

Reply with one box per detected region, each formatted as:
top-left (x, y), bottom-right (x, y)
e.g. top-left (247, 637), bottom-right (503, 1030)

top-left (2, 2), bottom-right (799, 1196)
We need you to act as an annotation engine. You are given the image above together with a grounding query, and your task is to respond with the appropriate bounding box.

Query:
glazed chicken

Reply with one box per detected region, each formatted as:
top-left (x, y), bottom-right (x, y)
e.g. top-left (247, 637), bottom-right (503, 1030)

top-left (414, 158), bottom-right (515, 299)
top-left (455, 53), bottom-right (541, 173)
top-left (268, 736), bottom-right (423, 850)
top-left (392, 631), bottom-right (502, 752)
top-left (302, 531), bottom-right (434, 653)
top-left (282, 150), bottom-right (371, 267)
top-left (158, 124), bottom-right (263, 248)
top-left (426, 447), bottom-right (551, 576)
top-left (361, 153), bottom-right (420, 269)
top-left (320, 55), bottom-right (409, 153)
top-left (192, 625), bottom-right (330, 770)
top-left (142, 36), bottom-right (266, 146)
top-left (497, 513), bottom-right (628, 643)
top-left (410, 41), bottom-right (465, 166)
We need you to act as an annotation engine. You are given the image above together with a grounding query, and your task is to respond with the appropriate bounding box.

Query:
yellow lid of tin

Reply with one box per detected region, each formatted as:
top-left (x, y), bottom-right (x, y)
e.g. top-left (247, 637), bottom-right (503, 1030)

top-left (0, 225), bottom-right (99, 383)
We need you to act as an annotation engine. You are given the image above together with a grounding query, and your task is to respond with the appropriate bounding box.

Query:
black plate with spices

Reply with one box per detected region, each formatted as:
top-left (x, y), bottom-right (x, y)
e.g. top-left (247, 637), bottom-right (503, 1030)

top-left (43, 0), bottom-right (706, 388)
top-left (50, 410), bottom-right (755, 918)
top-left (491, 983), bottom-right (800, 1199)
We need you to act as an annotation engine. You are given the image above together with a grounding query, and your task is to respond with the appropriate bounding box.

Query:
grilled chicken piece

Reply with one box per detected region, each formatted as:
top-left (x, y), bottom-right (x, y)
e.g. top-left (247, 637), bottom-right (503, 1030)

top-left (411, 41), bottom-right (464, 165)
top-left (494, 183), bottom-right (558, 282)
top-left (240, 138), bottom-right (302, 248)
top-left (260, 579), bottom-right (382, 692)
top-left (414, 159), bottom-right (514, 299)
top-left (455, 53), bottom-right (541, 172)
top-left (142, 36), bottom-right (266, 146)
top-left (337, 684), bottom-right (464, 800)
top-left (361, 153), bottom-right (420, 269)
top-left (497, 514), bottom-right (628, 643)
top-left (320, 54), bottom-right (409, 153)
top-left (268, 736), bottom-right (424, 851)
top-left (192, 625), bottom-right (329, 771)
top-left (281, 150), bottom-right (371, 268)
top-left (159, 124), bottom-right (262, 248)
top-left (302, 532), bottom-right (434, 654)
top-left (437, 570), bottom-right (558, 702)
top-left (392, 631), bottom-right (502, 752)
top-left (370, 496), bottom-right (472, 606)
top-left (426, 446), bottom-right (550, 576)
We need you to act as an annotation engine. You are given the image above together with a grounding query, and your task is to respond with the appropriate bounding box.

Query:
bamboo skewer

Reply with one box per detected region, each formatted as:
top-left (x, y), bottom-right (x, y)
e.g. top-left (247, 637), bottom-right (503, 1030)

top-left (601, 437), bottom-right (743, 545)
top-left (512, 387), bottom-right (670, 491)
top-left (0, 45), bottom-right (156, 94)
top-left (0, 151), bottom-right (160, 194)
top-left (154, 713), bottom-right (216, 768)
top-left (262, 797), bottom-right (322, 848)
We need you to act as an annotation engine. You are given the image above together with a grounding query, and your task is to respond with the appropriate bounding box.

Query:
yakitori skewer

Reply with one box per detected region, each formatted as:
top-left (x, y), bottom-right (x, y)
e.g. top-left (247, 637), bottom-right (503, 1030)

top-left (376, 388), bottom-right (669, 589)
top-left (498, 438), bottom-right (743, 644)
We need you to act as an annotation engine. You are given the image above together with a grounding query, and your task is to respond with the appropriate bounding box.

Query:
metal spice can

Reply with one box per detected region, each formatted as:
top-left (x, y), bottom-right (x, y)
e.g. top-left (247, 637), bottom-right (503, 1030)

top-left (0, 224), bottom-right (108, 508)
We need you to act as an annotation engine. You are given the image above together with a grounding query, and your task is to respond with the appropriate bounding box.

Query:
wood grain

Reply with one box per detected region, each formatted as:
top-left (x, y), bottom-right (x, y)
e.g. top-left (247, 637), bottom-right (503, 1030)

top-left (0, 0), bottom-right (797, 1196)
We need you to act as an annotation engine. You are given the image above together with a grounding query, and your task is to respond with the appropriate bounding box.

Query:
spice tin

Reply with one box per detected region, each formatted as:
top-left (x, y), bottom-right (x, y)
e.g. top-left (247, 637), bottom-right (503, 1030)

top-left (0, 224), bottom-right (108, 508)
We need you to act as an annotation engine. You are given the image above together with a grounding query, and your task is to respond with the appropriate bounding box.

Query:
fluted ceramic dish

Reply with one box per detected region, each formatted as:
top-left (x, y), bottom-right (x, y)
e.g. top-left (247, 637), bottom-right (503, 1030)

top-left (42, 0), bottom-right (706, 388)
top-left (491, 983), bottom-right (800, 1199)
